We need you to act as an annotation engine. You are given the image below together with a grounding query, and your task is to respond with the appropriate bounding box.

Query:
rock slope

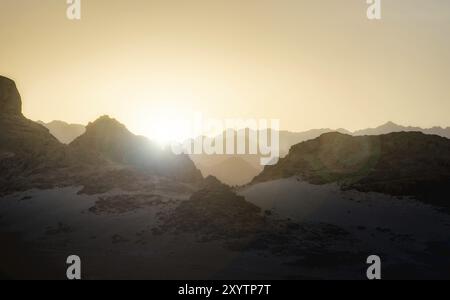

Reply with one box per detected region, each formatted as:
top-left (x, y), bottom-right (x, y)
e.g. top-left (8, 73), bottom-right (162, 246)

top-left (253, 132), bottom-right (450, 207)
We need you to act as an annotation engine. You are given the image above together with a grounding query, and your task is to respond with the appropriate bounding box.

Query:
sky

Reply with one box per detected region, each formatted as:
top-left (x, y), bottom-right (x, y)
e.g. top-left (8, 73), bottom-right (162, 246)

top-left (1, 0), bottom-right (450, 141)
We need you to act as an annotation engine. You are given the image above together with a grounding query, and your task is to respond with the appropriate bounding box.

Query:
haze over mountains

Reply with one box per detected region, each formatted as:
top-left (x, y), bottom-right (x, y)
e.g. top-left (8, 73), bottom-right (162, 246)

top-left (354, 121), bottom-right (450, 138)
top-left (39, 120), bottom-right (450, 148)
top-left (36, 120), bottom-right (85, 144)
top-left (194, 156), bottom-right (262, 187)
top-left (38, 121), bottom-right (450, 186)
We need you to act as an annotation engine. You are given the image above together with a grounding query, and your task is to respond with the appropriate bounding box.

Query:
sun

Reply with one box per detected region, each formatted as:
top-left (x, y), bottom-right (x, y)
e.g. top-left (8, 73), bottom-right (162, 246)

top-left (140, 107), bottom-right (193, 147)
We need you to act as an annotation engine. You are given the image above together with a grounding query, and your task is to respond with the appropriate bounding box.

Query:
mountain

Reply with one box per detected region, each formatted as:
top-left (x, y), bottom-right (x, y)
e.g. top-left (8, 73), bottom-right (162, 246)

top-left (37, 120), bottom-right (85, 144)
top-left (354, 121), bottom-right (450, 138)
top-left (253, 131), bottom-right (450, 207)
top-left (70, 115), bottom-right (202, 184)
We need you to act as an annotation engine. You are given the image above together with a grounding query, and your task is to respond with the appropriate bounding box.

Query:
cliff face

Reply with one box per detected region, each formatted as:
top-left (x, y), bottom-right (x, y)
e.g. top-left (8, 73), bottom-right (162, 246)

top-left (0, 76), bottom-right (22, 116)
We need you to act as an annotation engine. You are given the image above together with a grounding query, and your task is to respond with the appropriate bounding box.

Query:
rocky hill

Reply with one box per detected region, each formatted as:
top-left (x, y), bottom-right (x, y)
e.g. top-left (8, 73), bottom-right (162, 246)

top-left (70, 115), bottom-right (202, 183)
top-left (253, 132), bottom-right (450, 207)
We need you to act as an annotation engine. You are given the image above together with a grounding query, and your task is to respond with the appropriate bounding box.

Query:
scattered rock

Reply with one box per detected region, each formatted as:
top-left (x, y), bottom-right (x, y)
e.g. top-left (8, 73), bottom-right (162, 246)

top-left (89, 193), bottom-right (167, 215)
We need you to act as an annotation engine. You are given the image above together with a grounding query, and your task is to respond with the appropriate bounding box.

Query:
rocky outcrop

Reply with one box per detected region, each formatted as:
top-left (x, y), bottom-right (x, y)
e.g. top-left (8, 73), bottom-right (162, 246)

top-left (156, 175), bottom-right (265, 239)
top-left (253, 132), bottom-right (450, 207)
top-left (0, 77), bottom-right (67, 169)
top-left (0, 76), bottom-right (22, 116)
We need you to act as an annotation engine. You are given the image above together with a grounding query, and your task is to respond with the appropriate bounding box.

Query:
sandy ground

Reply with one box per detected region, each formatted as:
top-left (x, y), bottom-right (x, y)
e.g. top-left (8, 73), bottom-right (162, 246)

top-left (1, 178), bottom-right (449, 279)
top-left (0, 187), bottom-right (293, 280)
top-left (240, 178), bottom-right (450, 238)
top-left (239, 178), bottom-right (450, 279)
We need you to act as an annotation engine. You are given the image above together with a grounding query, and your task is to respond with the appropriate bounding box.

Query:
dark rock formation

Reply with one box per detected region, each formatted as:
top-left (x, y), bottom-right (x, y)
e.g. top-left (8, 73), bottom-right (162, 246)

top-left (0, 76), bottom-right (22, 116)
top-left (0, 77), bottom-right (75, 194)
top-left (157, 175), bottom-right (265, 239)
top-left (0, 77), bottom-right (68, 173)
top-left (253, 132), bottom-right (450, 207)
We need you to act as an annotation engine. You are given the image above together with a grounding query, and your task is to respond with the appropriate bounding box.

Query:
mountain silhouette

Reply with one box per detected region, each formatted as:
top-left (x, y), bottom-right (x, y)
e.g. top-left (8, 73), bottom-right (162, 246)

top-left (37, 120), bottom-right (85, 144)
top-left (354, 121), bottom-right (450, 138)
top-left (70, 115), bottom-right (202, 183)
top-left (36, 119), bottom-right (450, 187)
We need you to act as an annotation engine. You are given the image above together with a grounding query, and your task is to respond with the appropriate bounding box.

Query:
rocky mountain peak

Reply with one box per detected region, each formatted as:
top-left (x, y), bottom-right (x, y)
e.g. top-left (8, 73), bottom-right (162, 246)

top-left (0, 76), bottom-right (22, 116)
top-left (85, 115), bottom-right (129, 134)
top-left (201, 175), bottom-right (230, 191)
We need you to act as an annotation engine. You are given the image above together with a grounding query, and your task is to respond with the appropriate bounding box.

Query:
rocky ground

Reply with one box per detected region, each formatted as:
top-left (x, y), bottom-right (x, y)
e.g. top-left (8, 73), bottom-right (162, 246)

top-left (2, 172), bottom-right (450, 279)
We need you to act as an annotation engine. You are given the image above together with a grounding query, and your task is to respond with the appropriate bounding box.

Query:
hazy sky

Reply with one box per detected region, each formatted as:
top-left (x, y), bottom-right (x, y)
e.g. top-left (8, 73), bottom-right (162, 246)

top-left (1, 0), bottom-right (450, 140)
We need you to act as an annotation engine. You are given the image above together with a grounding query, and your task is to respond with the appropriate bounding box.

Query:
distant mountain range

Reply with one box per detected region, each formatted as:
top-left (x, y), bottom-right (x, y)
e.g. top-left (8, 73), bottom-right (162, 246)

top-left (38, 120), bottom-right (450, 148)
top-left (22, 78), bottom-right (450, 188)
top-left (353, 121), bottom-right (450, 138)
top-left (36, 120), bottom-right (85, 144)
